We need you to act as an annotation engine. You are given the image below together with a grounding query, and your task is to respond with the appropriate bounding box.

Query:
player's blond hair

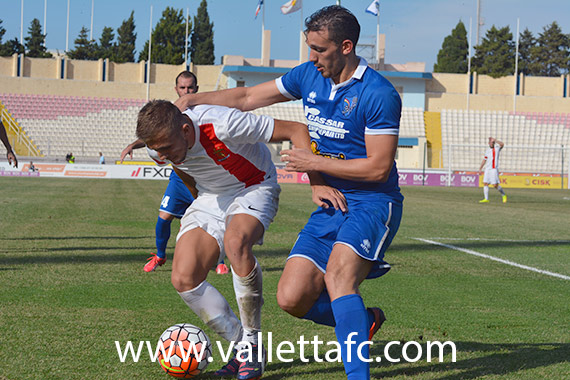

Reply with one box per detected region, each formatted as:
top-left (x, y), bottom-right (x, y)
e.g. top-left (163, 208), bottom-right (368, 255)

top-left (136, 100), bottom-right (186, 144)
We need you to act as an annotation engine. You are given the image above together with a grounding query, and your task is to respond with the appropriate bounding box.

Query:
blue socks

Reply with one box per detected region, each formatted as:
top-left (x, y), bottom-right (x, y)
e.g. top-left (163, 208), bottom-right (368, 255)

top-left (331, 294), bottom-right (371, 380)
top-left (155, 216), bottom-right (172, 259)
top-left (302, 291), bottom-right (336, 327)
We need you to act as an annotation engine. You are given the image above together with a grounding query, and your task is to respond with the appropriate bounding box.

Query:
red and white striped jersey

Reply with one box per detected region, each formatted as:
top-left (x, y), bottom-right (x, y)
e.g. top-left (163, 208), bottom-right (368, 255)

top-left (148, 104), bottom-right (276, 195)
top-left (483, 145), bottom-right (502, 170)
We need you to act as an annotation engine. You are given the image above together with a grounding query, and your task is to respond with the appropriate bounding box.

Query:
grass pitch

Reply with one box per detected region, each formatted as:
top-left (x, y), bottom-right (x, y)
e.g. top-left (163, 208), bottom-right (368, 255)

top-left (0, 177), bottom-right (569, 379)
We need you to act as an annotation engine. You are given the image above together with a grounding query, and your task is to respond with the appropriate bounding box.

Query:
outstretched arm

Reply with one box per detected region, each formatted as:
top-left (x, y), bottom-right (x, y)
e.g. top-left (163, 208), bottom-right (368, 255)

top-left (175, 81), bottom-right (290, 112)
top-left (120, 139), bottom-right (146, 163)
top-left (271, 119), bottom-right (347, 212)
top-left (0, 120), bottom-right (18, 168)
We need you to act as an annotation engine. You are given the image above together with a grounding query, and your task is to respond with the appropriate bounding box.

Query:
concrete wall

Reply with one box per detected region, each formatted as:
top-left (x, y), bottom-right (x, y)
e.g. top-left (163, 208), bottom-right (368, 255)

top-left (22, 57), bottom-right (59, 79)
top-left (427, 72), bottom-right (570, 113)
top-left (1, 56), bottom-right (569, 113)
top-left (522, 75), bottom-right (564, 97)
top-left (0, 57), bottom-right (224, 100)
top-left (0, 56), bottom-right (14, 76)
top-left (108, 61), bottom-right (145, 83)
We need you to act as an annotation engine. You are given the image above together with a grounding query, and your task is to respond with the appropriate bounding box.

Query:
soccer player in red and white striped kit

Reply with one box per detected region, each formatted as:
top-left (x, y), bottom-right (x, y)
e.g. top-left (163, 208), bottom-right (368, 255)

top-left (479, 136), bottom-right (507, 203)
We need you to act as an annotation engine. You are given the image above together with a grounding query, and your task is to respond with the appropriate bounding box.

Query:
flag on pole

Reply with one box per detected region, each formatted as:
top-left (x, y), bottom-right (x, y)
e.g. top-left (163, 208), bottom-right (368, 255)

top-left (255, 0), bottom-right (264, 19)
top-left (281, 0), bottom-right (302, 15)
top-left (366, 0), bottom-right (379, 16)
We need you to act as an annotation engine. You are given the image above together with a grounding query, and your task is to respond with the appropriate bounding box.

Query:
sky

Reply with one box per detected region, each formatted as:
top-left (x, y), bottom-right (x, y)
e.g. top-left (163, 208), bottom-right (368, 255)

top-left (1, 0), bottom-right (569, 72)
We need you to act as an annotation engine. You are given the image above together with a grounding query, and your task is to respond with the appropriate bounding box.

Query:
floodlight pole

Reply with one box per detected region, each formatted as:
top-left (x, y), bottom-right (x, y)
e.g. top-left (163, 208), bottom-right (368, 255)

top-left (44, 0), bottom-right (47, 35)
top-left (66, 0), bottom-right (70, 52)
top-left (467, 17), bottom-right (472, 112)
top-left (513, 18), bottom-right (520, 113)
top-left (20, 0), bottom-right (24, 45)
top-left (185, 7), bottom-right (189, 68)
top-left (146, 5), bottom-right (153, 101)
top-left (376, 6), bottom-right (380, 63)
top-left (90, 0), bottom-right (94, 41)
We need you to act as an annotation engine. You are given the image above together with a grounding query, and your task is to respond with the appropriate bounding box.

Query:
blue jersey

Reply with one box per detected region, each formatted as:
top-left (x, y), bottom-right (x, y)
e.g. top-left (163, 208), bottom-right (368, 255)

top-left (276, 58), bottom-right (402, 202)
top-left (159, 170), bottom-right (194, 218)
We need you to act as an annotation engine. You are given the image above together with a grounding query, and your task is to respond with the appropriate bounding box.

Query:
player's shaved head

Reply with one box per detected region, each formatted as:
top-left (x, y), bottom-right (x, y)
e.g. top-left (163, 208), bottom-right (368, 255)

top-left (137, 100), bottom-right (186, 144)
top-left (175, 70), bottom-right (197, 86)
top-left (304, 5), bottom-right (360, 46)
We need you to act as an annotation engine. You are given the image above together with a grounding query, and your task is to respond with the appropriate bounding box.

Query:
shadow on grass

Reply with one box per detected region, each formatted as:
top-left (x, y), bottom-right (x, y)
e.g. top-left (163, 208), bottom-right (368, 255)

top-left (0, 245), bottom-right (291, 268)
top-left (0, 236), bottom-right (150, 241)
top-left (0, 250), bottom-right (154, 265)
top-left (196, 340), bottom-right (569, 379)
top-left (370, 340), bottom-right (570, 379)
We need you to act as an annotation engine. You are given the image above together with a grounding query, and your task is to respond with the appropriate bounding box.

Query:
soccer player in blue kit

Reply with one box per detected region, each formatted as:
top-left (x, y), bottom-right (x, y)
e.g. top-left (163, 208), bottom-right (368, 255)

top-left (176, 6), bottom-right (403, 379)
top-left (121, 71), bottom-right (229, 274)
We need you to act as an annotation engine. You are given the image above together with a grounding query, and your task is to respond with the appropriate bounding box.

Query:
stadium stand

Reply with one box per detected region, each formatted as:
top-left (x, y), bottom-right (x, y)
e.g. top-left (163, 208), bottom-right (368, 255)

top-left (441, 109), bottom-right (570, 173)
top-left (0, 93), bottom-right (147, 160)
top-left (400, 107), bottom-right (426, 137)
top-left (1, 90), bottom-right (429, 163)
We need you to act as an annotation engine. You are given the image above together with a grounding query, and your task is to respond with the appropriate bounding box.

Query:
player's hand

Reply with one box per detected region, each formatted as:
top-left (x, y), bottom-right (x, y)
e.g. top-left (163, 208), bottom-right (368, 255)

top-left (7, 151), bottom-right (18, 168)
top-left (173, 94), bottom-right (195, 112)
top-left (120, 146), bottom-right (133, 163)
top-left (311, 184), bottom-right (347, 212)
top-left (280, 148), bottom-right (316, 172)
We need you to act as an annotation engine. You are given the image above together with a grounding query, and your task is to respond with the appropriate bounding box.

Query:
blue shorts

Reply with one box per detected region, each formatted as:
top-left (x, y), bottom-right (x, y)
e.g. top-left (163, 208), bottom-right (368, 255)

top-left (159, 171), bottom-right (194, 218)
top-left (289, 197), bottom-right (402, 279)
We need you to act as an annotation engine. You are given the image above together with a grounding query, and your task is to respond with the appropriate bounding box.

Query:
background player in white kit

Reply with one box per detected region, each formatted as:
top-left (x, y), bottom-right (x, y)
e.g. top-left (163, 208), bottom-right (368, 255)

top-left (479, 137), bottom-right (507, 203)
top-left (136, 99), bottom-right (329, 380)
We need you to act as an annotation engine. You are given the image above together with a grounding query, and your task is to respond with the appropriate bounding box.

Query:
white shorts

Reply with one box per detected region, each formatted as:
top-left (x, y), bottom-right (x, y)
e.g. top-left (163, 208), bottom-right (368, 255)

top-left (176, 182), bottom-right (281, 259)
top-left (483, 168), bottom-right (500, 185)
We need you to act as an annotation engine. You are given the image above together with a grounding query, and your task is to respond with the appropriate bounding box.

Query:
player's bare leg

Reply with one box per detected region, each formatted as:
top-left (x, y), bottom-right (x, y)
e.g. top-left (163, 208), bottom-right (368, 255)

top-left (277, 257), bottom-right (325, 317)
top-left (173, 228), bottom-right (243, 344)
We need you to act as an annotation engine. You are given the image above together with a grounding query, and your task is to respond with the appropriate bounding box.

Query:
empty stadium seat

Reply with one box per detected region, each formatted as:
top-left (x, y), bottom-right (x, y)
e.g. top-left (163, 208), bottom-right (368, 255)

top-left (440, 109), bottom-right (570, 173)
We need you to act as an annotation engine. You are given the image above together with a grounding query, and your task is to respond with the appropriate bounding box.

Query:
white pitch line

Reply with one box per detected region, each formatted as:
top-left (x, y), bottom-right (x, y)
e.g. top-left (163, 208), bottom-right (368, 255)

top-left (413, 238), bottom-right (570, 281)
top-left (422, 237), bottom-right (570, 244)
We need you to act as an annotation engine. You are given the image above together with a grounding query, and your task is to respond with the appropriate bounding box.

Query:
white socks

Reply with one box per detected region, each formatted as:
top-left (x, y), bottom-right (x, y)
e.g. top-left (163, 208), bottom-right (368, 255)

top-left (497, 185), bottom-right (506, 195)
top-left (483, 185), bottom-right (489, 200)
top-left (233, 258), bottom-right (263, 345)
top-left (178, 281), bottom-right (243, 343)
top-left (177, 259), bottom-right (264, 347)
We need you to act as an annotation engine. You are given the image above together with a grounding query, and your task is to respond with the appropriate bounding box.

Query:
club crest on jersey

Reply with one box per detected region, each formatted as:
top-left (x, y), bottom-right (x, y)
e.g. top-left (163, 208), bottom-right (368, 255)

top-left (307, 91), bottom-right (317, 104)
top-left (212, 147), bottom-right (229, 162)
top-left (342, 96), bottom-right (357, 116)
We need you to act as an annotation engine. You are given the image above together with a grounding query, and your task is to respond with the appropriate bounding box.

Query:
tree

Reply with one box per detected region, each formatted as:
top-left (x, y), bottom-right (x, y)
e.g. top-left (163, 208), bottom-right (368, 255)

top-left (472, 26), bottom-right (515, 78)
top-left (0, 38), bottom-right (25, 56)
top-left (517, 28), bottom-right (536, 75)
top-left (434, 20), bottom-right (468, 73)
top-left (138, 7), bottom-right (187, 64)
top-left (115, 11), bottom-right (137, 63)
top-left (531, 22), bottom-right (570, 76)
top-left (25, 18), bottom-right (52, 58)
top-left (67, 26), bottom-right (97, 60)
top-left (0, 19), bottom-right (24, 56)
top-left (191, 0), bottom-right (214, 65)
top-left (97, 26), bottom-right (115, 60)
